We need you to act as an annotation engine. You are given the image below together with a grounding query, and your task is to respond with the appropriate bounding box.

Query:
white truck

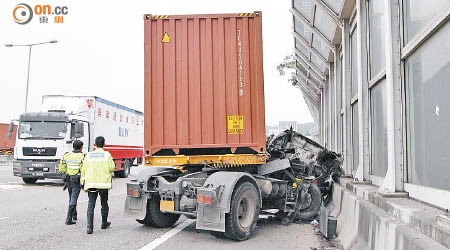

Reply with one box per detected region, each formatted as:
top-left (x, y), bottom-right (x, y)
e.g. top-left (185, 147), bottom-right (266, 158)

top-left (9, 95), bottom-right (144, 184)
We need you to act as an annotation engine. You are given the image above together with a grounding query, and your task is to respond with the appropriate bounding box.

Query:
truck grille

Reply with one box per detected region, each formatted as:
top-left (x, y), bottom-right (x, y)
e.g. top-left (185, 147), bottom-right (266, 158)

top-left (22, 147), bottom-right (57, 156)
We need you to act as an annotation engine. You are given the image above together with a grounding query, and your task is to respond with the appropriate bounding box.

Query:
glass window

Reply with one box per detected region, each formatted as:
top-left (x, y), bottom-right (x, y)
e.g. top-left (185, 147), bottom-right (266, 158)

top-left (331, 75), bottom-right (335, 150)
top-left (297, 63), bottom-right (308, 76)
top-left (368, 0), bottom-right (385, 79)
top-left (296, 39), bottom-right (310, 58)
top-left (312, 36), bottom-right (330, 59)
top-left (406, 21), bottom-right (450, 190)
top-left (19, 121), bottom-right (67, 139)
top-left (370, 79), bottom-right (388, 177)
top-left (322, 0), bottom-right (344, 14)
top-left (294, 0), bottom-right (313, 22)
top-left (352, 102), bottom-right (359, 170)
top-left (314, 7), bottom-right (337, 41)
top-left (311, 53), bottom-right (326, 72)
top-left (294, 17), bottom-right (312, 41)
top-left (340, 55), bottom-right (344, 107)
top-left (350, 30), bottom-right (358, 97)
top-left (340, 114), bottom-right (344, 154)
top-left (403, 0), bottom-right (450, 44)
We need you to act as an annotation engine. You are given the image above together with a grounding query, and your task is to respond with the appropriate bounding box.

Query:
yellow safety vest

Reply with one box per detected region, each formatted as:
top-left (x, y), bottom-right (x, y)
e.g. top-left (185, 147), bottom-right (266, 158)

top-left (59, 151), bottom-right (84, 176)
top-left (81, 148), bottom-right (115, 190)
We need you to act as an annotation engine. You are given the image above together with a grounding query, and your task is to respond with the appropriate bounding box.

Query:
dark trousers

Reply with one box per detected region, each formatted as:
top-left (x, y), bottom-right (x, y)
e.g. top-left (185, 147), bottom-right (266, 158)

top-left (67, 175), bottom-right (81, 206)
top-left (87, 189), bottom-right (109, 221)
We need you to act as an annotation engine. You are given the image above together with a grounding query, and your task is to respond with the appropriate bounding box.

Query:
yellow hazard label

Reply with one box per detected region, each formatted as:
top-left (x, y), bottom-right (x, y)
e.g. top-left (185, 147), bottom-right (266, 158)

top-left (227, 115), bottom-right (244, 134)
top-left (162, 32), bottom-right (170, 43)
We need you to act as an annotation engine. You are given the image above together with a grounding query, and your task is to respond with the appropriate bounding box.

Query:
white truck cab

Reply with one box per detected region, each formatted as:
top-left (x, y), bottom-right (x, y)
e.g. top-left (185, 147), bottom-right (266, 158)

top-left (11, 95), bottom-right (143, 184)
top-left (13, 113), bottom-right (90, 183)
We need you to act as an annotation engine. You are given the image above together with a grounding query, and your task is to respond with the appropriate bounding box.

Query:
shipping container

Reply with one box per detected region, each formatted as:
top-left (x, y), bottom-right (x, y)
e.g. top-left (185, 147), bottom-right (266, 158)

top-left (144, 11), bottom-right (266, 156)
top-left (0, 123), bottom-right (17, 155)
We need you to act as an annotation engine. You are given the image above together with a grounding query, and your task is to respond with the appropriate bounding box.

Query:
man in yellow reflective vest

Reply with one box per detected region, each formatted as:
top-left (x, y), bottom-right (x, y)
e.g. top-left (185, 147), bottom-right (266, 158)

top-left (60, 140), bottom-right (84, 225)
top-left (81, 136), bottom-right (115, 234)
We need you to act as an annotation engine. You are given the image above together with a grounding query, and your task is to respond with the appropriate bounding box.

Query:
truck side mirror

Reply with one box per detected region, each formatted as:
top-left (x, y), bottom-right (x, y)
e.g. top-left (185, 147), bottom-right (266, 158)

top-left (74, 123), bottom-right (83, 138)
top-left (7, 122), bottom-right (14, 139)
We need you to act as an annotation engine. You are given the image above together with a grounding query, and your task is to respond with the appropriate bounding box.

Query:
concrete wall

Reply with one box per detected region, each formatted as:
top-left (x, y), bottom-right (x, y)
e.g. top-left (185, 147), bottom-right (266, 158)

top-left (332, 178), bottom-right (450, 250)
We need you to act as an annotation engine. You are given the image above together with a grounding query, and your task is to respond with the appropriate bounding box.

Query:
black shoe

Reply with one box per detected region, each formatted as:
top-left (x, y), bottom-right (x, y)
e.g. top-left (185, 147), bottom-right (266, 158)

top-left (72, 207), bottom-right (77, 221)
top-left (101, 222), bottom-right (111, 229)
top-left (65, 205), bottom-right (76, 225)
top-left (65, 220), bottom-right (75, 225)
top-left (87, 213), bottom-right (94, 234)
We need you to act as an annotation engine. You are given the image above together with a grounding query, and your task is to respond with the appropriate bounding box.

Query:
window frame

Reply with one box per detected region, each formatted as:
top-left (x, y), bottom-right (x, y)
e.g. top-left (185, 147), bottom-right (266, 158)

top-left (400, 0), bottom-right (450, 209)
top-left (399, 0), bottom-right (450, 59)
top-left (365, 0), bottom-right (388, 178)
top-left (351, 101), bottom-right (359, 172)
top-left (349, 24), bottom-right (358, 101)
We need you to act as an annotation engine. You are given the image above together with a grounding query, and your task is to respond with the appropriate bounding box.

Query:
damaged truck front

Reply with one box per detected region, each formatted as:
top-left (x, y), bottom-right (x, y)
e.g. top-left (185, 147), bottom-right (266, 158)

top-left (125, 127), bottom-right (343, 241)
top-left (124, 11), bottom-right (343, 241)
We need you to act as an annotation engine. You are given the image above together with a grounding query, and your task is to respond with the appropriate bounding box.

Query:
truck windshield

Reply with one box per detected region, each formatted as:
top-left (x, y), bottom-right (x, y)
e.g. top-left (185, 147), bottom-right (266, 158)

top-left (18, 121), bottom-right (67, 139)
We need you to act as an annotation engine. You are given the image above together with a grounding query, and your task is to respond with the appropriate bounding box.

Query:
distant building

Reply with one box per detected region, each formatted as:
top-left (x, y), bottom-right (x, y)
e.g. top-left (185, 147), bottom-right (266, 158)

top-left (265, 125), bottom-right (279, 136)
top-left (278, 121), bottom-right (298, 131)
top-left (266, 121), bottom-right (318, 138)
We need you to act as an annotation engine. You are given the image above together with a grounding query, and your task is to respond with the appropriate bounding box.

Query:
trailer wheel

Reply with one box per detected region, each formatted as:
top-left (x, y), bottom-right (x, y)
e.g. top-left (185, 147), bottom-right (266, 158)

top-left (141, 195), bottom-right (180, 228)
top-left (224, 182), bottom-right (260, 241)
top-left (295, 183), bottom-right (322, 221)
top-left (210, 231), bottom-right (226, 239)
top-left (22, 177), bottom-right (37, 184)
top-left (116, 160), bottom-right (131, 178)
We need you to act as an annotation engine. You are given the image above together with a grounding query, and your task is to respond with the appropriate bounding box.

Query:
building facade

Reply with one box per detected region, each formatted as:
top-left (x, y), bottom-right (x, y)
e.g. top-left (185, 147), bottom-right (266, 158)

top-left (291, 0), bottom-right (450, 210)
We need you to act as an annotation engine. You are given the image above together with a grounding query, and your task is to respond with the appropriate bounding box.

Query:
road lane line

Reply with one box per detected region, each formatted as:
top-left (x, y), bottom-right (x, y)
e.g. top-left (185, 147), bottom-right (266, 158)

top-left (0, 217), bottom-right (9, 220)
top-left (79, 192), bottom-right (126, 203)
top-left (139, 219), bottom-right (195, 250)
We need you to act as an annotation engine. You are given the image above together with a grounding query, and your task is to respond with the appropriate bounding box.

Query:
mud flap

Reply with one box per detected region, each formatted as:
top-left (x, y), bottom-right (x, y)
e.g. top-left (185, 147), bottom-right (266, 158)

top-left (124, 194), bottom-right (148, 220)
top-left (196, 204), bottom-right (226, 232)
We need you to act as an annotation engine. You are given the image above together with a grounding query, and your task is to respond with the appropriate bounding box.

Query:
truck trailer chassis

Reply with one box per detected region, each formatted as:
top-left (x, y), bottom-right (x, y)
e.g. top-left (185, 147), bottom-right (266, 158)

top-left (125, 129), bottom-right (342, 241)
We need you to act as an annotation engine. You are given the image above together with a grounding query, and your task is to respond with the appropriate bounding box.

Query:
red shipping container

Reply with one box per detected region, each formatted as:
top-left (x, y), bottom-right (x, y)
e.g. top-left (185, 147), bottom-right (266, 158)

top-left (0, 123), bottom-right (17, 153)
top-left (144, 12), bottom-right (266, 156)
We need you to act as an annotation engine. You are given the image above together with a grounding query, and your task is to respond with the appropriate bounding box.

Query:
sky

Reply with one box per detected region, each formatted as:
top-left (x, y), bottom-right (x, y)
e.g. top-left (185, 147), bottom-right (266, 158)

top-left (0, 0), bottom-right (313, 125)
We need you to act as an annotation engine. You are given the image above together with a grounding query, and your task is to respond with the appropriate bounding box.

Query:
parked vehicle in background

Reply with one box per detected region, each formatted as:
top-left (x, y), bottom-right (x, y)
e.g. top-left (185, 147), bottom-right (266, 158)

top-left (124, 12), bottom-right (341, 241)
top-left (0, 123), bottom-right (17, 156)
top-left (11, 95), bottom-right (144, 184)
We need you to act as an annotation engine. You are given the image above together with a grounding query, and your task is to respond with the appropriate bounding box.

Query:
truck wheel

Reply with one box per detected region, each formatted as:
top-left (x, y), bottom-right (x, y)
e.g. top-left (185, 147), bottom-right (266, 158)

top-left (295, 183), bottom-right (322, 221)
top-left (224, 182), bottom-right (260, 241)
top-left (22, 178), bottom-right (37, 184)
top-left (210, 231), bottom-right (226, 239)
top-left (141, 195), bottom-right (180, 228)
top-left (116, 160), bottom-right (131, 178)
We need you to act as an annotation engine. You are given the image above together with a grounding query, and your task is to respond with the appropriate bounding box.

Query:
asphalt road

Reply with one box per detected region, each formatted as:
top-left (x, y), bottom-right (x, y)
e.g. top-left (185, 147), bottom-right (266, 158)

top-left (0, 163), bottom-right (343, 250)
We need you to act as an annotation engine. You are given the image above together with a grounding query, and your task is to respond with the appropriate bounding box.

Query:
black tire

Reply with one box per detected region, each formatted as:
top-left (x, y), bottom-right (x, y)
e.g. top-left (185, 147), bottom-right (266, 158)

top-left (116, 160), bottom-right (131, 178)
top-left (210, 231), bottom-right (227, 239)
top-left (22, 177), bottom-right (37, 184)
top-left (295, 183), bottom-right (322, 221)
top-left (224, 182), bottom-right (260, 241)
top-left (141, 195), bottom-right (180, 228)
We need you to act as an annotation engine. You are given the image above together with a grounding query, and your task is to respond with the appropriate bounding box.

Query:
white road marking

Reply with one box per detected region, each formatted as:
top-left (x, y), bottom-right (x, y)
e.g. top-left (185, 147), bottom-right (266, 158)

top-left (79, 192), bottom-right (126, 203)
top-left (0, 217), bottom-right (9, 220)
top-left (139, 219), bottom-right (195, 250)
top-left (0, 184), bottom-right (25, 192)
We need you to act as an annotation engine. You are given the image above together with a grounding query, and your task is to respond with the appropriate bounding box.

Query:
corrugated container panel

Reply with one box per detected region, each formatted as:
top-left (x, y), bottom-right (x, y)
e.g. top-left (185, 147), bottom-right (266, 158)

top-left (0, 124), bottom-right (17, 149)
top-left (144, 12), bottom-right (265, 155)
